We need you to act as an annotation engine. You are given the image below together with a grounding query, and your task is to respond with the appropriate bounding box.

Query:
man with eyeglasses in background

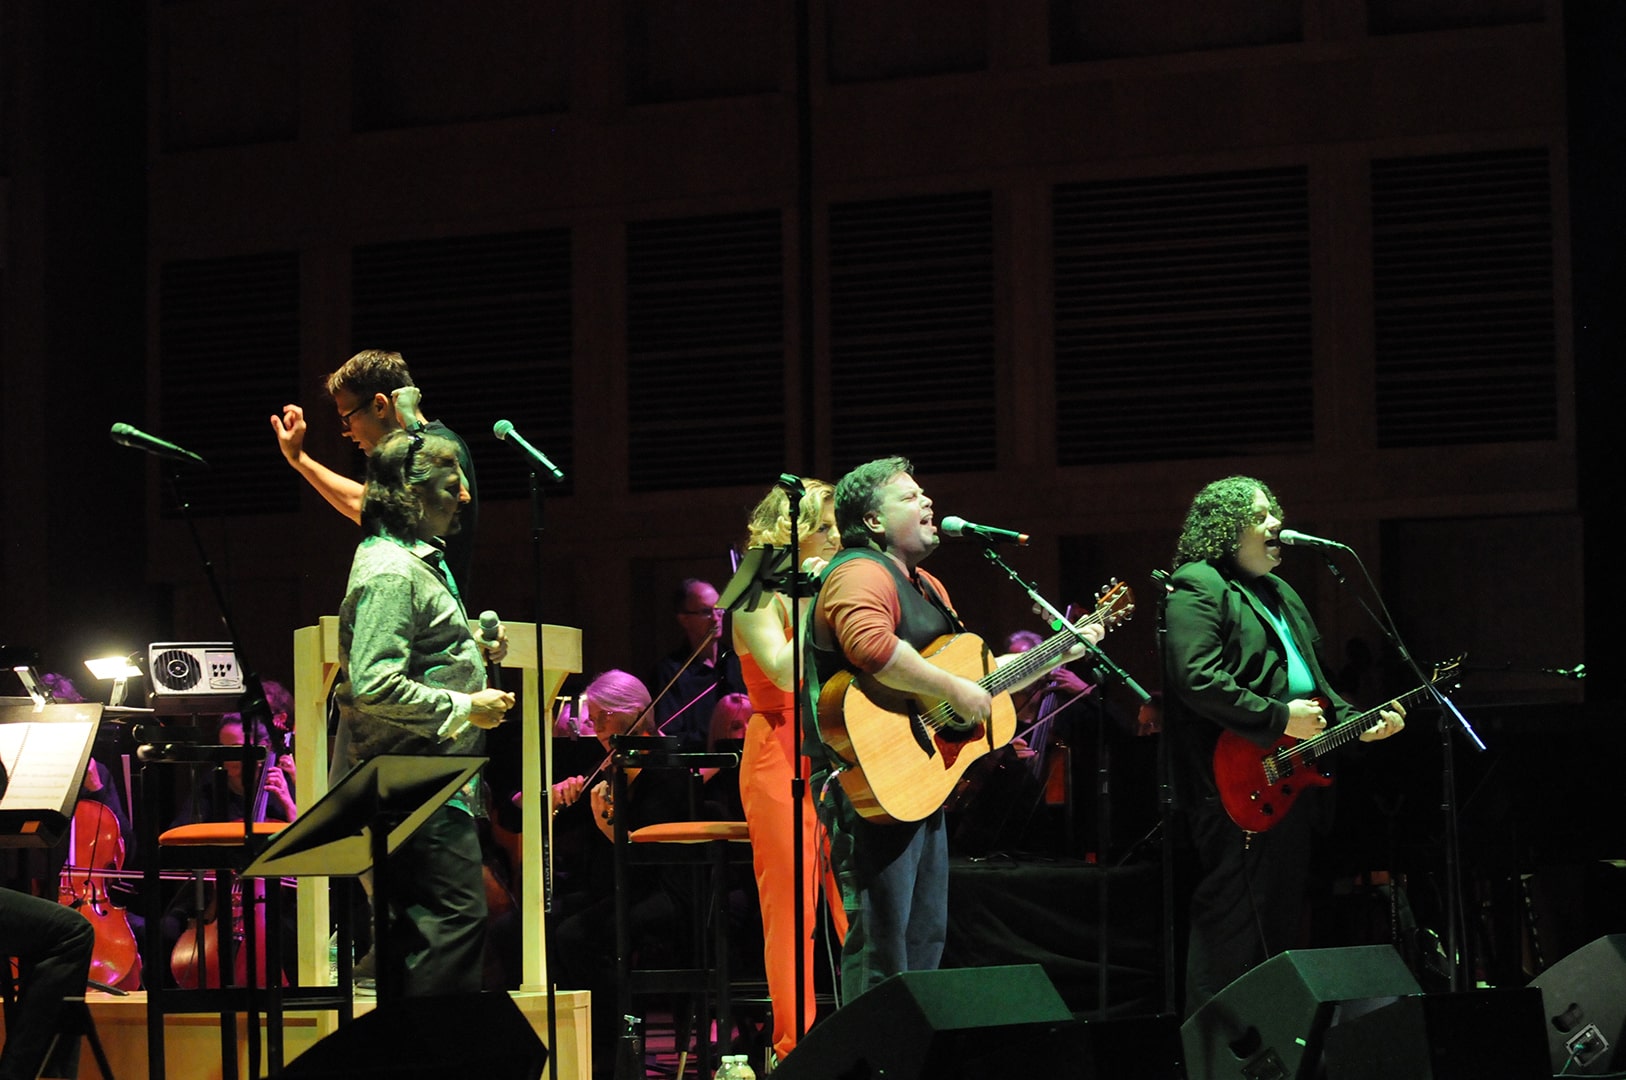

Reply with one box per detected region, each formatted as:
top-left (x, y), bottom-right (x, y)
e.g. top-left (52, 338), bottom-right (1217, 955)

top-left (650, 578), bottom-right (746, 750)
top-left (270, 348), bottom-right (479, 593)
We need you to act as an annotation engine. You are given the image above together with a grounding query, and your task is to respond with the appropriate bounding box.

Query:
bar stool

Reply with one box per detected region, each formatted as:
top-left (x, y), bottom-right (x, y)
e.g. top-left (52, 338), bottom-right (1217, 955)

top-left (140, 741), bottom-right (339, 1080)
top-left (611, 739), bottom-right (754, 1080)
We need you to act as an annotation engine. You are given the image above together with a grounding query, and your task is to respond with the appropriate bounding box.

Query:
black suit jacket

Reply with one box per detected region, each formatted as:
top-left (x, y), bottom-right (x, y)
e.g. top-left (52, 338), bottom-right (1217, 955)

top-left (1163, 558), bottom-right (1349, 809)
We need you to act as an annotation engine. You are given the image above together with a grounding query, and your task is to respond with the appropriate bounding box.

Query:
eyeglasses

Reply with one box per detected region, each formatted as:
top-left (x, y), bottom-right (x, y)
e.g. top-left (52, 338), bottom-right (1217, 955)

top-left (679, 607), bottom-right (723, 619)
top-left (337, 399), bottom-right (372, 431)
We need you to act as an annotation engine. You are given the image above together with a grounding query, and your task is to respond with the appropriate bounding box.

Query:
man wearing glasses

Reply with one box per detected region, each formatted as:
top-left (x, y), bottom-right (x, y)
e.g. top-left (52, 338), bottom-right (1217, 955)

top-left (650, 578), bottom-right (746, 750)
top-left (270, 348), bottom-right (479, 592)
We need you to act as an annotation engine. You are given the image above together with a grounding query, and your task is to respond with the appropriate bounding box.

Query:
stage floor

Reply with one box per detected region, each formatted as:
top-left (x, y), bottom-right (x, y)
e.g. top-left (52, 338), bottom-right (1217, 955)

top-left (1, 987), bottom-right (590, 1080)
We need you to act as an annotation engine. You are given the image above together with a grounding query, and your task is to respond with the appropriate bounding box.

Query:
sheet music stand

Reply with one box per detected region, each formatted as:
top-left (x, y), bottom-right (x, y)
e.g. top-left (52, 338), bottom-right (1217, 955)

top-left (242, 753), bottom-right (485, 1006)
top-left (0, 700), bottom-right (102, 848)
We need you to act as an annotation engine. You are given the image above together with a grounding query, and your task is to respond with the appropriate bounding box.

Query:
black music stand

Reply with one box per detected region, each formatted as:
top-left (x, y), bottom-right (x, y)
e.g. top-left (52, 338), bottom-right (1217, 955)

top-left (0, 700), bottom-right (102, 848)
top-left (242, 753), bottom-right (484, 1007)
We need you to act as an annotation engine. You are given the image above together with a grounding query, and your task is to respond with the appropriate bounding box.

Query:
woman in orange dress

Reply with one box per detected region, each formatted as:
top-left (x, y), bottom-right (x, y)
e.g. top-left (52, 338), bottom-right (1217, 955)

top-left (731, 480), bottom-right (850, 1063)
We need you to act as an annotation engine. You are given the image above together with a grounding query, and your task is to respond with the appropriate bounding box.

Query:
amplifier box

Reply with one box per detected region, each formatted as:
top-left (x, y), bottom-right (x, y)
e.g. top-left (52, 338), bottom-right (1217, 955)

top-left (147, 642), bottom-right (244, 715)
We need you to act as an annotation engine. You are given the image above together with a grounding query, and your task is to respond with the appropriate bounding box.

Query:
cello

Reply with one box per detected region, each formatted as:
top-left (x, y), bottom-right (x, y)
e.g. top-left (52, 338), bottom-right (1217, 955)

top-left (58, 785), bottom-right (144, 991)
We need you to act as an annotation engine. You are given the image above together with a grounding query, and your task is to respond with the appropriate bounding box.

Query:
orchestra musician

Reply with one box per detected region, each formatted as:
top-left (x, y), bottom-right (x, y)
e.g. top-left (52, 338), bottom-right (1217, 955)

top-left (334, 428), bottom-right (512, 997)
top-left (805, 457), bottom-right (1102, 1000)
top-left (651, 579), bottom-right (746, 750)
top-left (550, 670), bottom-right (690, 1078)
top-left (1163, 476), bottom-right (1406, 1014)
top-left (731, 480), bottom-right (850, 1062)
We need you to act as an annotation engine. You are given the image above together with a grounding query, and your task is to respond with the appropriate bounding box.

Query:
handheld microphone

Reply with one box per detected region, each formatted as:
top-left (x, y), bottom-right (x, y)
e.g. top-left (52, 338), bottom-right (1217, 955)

top-left (478, 610), bottom-right (504, 691)
top-left (1277, 528), bottom-right (1347, 550)
top-left (492, 420), bottom-right (565, 482)
top-left (939, 515), bottom-right (1029, 546)
top-left (110, 423), bottom-right (208, 469)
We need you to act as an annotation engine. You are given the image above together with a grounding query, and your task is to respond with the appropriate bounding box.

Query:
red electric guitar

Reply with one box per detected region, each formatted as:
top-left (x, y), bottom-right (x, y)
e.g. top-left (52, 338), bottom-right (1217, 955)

top-left (1212, 655), bottom-right (1463, 833)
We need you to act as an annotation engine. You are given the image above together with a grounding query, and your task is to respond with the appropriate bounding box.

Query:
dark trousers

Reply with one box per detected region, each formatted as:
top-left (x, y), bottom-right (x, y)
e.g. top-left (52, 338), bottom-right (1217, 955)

top-left (0, 887), bottom-right (95, 1080)
top-left (1182, 793), bottom-right (1315, 1016)
top-left (387, 805), bottom-right (488, 997)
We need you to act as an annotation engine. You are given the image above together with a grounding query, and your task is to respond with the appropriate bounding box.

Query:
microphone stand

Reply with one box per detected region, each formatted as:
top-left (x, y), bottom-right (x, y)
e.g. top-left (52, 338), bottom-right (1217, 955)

top-left (156, 467), bottom-right (281, 1078)
top-left (1150, 569), bottom-right (1178, 1017)
top-left (966, 539), bottom-right (1149, 1020)
top-left (784, 479), bottom-right (811, 1051)
top-left (1305, 541), bottom-right (1484, 993)
top-left (522, 465), bottom-right (565, 1080)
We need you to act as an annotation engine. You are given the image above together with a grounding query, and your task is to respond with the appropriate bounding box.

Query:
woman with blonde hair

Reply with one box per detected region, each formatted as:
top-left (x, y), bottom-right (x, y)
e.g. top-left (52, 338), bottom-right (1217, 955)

top-left (731, 480), bottom-right (849, 1063)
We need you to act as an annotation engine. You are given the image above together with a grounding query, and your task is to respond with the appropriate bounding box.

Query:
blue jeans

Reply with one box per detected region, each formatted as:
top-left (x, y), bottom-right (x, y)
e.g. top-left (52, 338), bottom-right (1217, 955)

top-left (822, 784), bottom-right (948, 1003)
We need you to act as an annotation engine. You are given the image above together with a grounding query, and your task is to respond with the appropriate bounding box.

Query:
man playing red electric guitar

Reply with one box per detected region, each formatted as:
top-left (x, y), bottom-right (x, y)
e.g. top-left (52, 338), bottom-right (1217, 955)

top-left (1163, 476), bottom-right (1406, 1016)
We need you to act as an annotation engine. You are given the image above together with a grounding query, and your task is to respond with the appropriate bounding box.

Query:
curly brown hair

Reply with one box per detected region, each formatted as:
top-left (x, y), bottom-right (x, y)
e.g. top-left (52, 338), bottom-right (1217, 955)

top-left (1173, 475), bottom-right (1281, 568)
top-left (361, 429), bottom-right (461, 539)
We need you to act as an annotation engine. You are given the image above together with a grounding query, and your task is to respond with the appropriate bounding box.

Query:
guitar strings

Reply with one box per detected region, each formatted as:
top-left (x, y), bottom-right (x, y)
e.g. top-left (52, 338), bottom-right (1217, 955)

top-left (916, 596), bottom-right (1122, 733)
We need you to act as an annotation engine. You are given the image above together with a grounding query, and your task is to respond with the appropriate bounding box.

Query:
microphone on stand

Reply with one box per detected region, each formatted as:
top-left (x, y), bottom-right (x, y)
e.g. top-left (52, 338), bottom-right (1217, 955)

top-left (1277, 528), bottom-right (1348, 550)
top-left (939, 515), bottom-right (1030, 546)
top-left (110, 423), bottom-right (209, 469)
top-left (492, 419), bottom-right (565, 482)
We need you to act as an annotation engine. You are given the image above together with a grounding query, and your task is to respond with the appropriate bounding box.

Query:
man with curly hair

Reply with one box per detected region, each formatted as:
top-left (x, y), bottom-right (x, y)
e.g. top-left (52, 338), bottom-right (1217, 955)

top-left (1164, 476), bottom-right (1406, 1014)
top-left (333, 429), bottom-right (512, 996)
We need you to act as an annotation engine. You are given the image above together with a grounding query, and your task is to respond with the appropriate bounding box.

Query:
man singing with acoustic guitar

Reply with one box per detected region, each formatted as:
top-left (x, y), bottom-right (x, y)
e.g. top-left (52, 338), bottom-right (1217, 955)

top-left (806, 456), bottom-right (1104, 1002)
top-left (1163, 476), bottom-right (1406, 1015)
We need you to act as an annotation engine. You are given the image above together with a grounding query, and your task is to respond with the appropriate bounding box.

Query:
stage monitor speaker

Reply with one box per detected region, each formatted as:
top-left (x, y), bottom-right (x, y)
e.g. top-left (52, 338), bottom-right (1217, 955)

top-left (1180, 945), bottom-right (1421, 1080)
top-left (281, 992), bottom-right (547, 1080)
top-left (772, 964), bottom-right (1074, 1080)
top-left (1528, 933), bottom-right (1626, 1075)
top-left (1319, 987), bottom-right (1550, 1079)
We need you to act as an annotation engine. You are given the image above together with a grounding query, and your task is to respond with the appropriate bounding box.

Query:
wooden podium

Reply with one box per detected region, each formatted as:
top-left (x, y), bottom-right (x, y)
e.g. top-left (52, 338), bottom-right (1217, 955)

top-left (291, 618), bottom-right (582, 991)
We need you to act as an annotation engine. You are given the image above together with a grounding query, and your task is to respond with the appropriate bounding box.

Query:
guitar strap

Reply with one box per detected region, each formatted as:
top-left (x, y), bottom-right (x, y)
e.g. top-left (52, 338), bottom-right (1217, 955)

top-left (912, 570), bottom-right (965, 636)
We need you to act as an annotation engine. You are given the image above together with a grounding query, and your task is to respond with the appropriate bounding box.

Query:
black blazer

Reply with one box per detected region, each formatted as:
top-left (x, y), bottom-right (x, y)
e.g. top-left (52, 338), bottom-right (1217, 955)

top-left (1162, 558), bottom-right (1349, 808)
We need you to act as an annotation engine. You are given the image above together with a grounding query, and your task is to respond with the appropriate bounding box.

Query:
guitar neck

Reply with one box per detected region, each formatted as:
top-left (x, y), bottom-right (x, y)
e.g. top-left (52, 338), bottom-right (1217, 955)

top-left (1311, 679), bottom-right (1439, 754)
top-left (978, 612), bottom-right (1103, 698)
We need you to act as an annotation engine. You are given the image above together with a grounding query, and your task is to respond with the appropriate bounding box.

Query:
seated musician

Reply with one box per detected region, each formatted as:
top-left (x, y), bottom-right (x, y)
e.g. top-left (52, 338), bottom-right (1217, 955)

top-left (948, 632), bottom-right (1094, 855)
top-left (0, 885), bottom-right (95, 1080)
top-left (550, 670), bottom-right (692, 1079)
top-left (163, 684), bottom-right (300, 987)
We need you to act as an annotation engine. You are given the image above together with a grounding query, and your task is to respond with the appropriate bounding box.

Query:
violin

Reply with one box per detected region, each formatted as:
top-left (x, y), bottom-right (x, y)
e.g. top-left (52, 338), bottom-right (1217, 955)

top-left (58, 795), bottom-right (143, 991)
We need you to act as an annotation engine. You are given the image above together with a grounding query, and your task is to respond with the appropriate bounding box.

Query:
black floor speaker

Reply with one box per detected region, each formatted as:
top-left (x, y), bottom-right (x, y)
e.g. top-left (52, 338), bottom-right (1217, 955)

top-left (1528, 933), bottom-right (1626, 1075)
top-left (1319, 987), bottom-right (1551, 1079)
top-left (771, 964), bottom-right (1075, 1080)
top-left (281, 992), bottom-right (547, 1080)
top-left (1180, 945), bottom-right (1421, 1080)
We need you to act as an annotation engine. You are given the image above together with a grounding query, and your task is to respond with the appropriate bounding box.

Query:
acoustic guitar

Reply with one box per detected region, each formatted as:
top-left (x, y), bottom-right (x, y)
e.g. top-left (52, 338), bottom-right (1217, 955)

top-left (817, 581), bottom-right (1134, 823)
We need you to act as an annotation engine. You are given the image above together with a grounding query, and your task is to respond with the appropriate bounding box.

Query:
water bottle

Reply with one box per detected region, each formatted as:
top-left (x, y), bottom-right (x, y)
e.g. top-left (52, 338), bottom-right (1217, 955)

top-left (615, 1014), bottom-right (644, 1078)
top-left (326, 932), bottom-right (339, 986)
top-left (716, 1054), bottom-right (755, 1079)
